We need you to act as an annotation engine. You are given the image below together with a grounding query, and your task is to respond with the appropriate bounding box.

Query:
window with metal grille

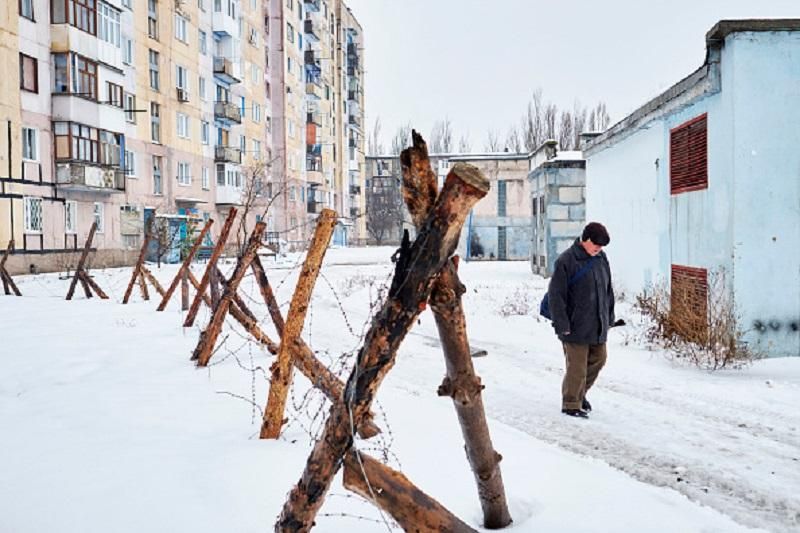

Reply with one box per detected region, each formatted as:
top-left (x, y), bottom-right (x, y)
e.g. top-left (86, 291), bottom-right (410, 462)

top-left (497, 180), bottom-right (507, 217)
top-left (670, 114), bottom-right (708, 194)
top-left (671, 264), bottom-right (708, 339)
top-left (24, 197), bottom-right (43, 233)
top-left (93, 202), bottom-right (104, 233)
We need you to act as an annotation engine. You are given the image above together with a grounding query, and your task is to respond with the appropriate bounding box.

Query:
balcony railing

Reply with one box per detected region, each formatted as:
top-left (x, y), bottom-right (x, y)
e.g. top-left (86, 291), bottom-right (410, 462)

top-left (56, 163), bottom-right (125, 192)
top-left (214, 101), bottom-right (242, 124)
top-left (215, 145), bottom-right (242, 164)
top-left (348, 115), bottom-right (361, 128)
top-left (347, 64), bottom-right (358, 77)
top-left (307, 200), bottom-right (324, 214)
top-left (303, 0), bottom-right (321, 12)
top-left (307, 112), bottom-right (322, 126)
top-left (347, 43), bottom-right (359, 59)
top-left (213, 56), bottom-right (240, 83)
top-left (349, 185), bottom-right (361, 195)
top-left (347, 90), bottom-right (360, 102)
top-left (305, 83), bottom-right (322, 100)
top-left (304, 19), bottom-right (320, 42)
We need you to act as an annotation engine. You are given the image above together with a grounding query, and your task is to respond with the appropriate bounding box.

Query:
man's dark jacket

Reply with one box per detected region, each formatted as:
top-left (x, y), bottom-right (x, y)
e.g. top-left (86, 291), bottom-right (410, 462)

top-left (547, 239), bottom-right (615, 345)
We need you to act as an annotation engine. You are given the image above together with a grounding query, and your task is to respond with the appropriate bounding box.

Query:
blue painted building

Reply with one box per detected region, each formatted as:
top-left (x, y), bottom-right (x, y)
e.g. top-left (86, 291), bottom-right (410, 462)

top-left (584, 20), bottom-right (800, 357)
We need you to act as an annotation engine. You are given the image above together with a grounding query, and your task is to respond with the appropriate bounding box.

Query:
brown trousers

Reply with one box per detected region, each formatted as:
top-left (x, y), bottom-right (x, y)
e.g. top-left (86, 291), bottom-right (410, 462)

top-left (561, 342), bottom-right (607, 410)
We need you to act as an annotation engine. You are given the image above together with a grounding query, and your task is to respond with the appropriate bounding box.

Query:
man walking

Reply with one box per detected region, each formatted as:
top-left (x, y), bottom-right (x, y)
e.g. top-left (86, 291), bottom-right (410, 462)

top-left (547, 222), bottom-right (615, 418)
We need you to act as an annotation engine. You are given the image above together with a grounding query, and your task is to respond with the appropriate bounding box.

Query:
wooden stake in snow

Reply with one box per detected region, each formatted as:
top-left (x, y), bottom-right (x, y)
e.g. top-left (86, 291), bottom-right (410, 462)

top-left (123, 230), bottom-right (153, 304)
top-left (276, 161), bottom-right (489, 532)
top-left (0, 240), bottom-right (21, 296)
top-left (65, 222), bottom-right (108, 300)
top-left (193, 222), bottom-right (267, 366)
top-left (250, 256), bottom-right (381, 440)
top-left (184, 208), bottom-right (237, 326)
top-left (342, 450), bottom-right (478, 533)
top-left (401, 131), bottom-right (512, 529)
top-left (260, 209), bottom-right (337, 439)
top-left (156, 218), bottom-right (213, 312)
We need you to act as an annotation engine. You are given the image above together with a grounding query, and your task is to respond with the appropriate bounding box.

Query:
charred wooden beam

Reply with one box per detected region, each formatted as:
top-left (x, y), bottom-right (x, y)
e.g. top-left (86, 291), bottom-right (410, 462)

top-left (156, 218), bottom-right (213, 312)
top-left (66, 222), bottom-right (98, 300)
top-left (123, 231), bottom-right (152, 304)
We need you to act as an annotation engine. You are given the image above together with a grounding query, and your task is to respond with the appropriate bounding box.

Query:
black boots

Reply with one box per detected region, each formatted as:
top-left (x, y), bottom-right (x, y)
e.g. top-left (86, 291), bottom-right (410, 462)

top-left (561, 408), bottom-right (589, 419)
top-left (582, 398), bottom-right (592, 412)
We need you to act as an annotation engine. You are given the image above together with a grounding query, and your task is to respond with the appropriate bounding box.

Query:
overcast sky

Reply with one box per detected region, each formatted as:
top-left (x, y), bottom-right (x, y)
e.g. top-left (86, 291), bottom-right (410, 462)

top-left (345, 0), bottom-right (798, 152)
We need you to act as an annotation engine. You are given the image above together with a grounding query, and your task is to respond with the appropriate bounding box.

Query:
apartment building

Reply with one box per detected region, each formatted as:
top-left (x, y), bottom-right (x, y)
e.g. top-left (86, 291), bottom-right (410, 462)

top-left (1, 0), bottom-right (364, 273)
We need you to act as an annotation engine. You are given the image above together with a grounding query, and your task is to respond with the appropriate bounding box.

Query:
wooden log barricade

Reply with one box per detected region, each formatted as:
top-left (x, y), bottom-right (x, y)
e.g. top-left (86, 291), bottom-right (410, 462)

top-left (260, 209), bottom-right (337, 439)
top-left (276, 158), bottom-right (490, 531)
top-left (250, 255), bottom-right (381, 439)
top-left (122, 230), bottom-right (167, 303)
top-left (156, 218), bottom-right (213, 312)
top-left (402, 131), bottom-right (512, 528)
top-left (0, 240), bottom-right (21, 296)
top-left (193, 221), bottom-right (267, 366)
top-left (184, 208), bottom-right (237, 327)
top-left (65, 222), bottom-right (108, 300)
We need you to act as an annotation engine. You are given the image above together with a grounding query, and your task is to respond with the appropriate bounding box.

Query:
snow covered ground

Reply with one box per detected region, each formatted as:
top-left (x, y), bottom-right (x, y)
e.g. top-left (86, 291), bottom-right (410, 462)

top-left (1, 246), bottom-right (798, 532)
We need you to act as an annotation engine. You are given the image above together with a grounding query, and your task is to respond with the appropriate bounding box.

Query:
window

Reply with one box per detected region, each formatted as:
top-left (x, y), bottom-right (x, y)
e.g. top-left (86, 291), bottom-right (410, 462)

top-left (149, 49), bottom-right (160, 90)
top-left (239, 134), bottom-right (246, 153)
top-left (177, 162), bottom-right (191, 185)
top-left (52, 0), bottom-right (97, 35)
top-left (53, 122), bottom-right (99, 163)
top-left (252, 102), bottom-right (261, 122)
top-left (287, 22), bottom-right (294, 42)
top-left (199, 30), bottom-right (207, 54)
top-left (199, 76), bottom-right (207, 100)
top-left (148, 0), bottom-right (158, 39)
top-left (176, 112), bottom-right (189, 138)
top-left (248, 27), bottom-right (258, 47)
top-left (121, 0), bottom-right (131, 8)
top-left (287, 119), bottom-right (294, 138)
top-left (93, 202), bottom-right (104, 233)
top-left (671, 264), bottom-right (708, 339)
top-left (150, 102), bottom-right (161, 142)
top-left (216, 163), bottom-right (225, 185)
top-left (670, 113), bottom-right (708, 194)
top-left (24, 197), bottom-right (43, 233)
top-left (19, 53), bottom-right (38, 92)
top-left (239, 96), bottom-right (246, 117)
top-left (98, 2), bottom-right (121, 47)
top-left (124, 93), bottom-right (136, 123)
top-left (152, 155), bottom-right (163, 194)
top-left (287, 56), bottom-right (293, 75)
top-left (251, 64), bottom-right (260, 83)
top-left (124, 150), bottom-right (136, 176)
top-left (106, 82), bottom-right (123, 107)
top-left (497, 180), bottom-right (507, 217)
top-left (65, 201), bottom-right (77, 234)
top-left (175, 13), bottom-right (188, 42)
top-left (53, 54), bottom-right (68, 93)
top-left (175, 64), bottom-right (189, 94)
top-left (22, 127), bottom-right (38, 161)
top-left (201, 120), bottom-right (209, 144)
top-left (99, 130), bottom-right (121, 166)
top-left (20, 0), bottom-right (35, 19)
top-left (198, 0), bottom-right (205, 10)
top-left (202, 167), bottom-right (209, 190)
top-left (252, 139), bottom-right (261, 160)
top-left (74, 54), bottom-right (98, 99)
top-left (288, 186), bottom-right (296, 201)
top-left (123, 36), bottom-right (133, 63)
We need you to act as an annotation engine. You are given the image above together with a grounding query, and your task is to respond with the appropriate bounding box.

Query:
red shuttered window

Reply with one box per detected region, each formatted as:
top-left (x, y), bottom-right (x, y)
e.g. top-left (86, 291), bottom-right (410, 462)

top-left (670, 113), bottom-right (708, 194)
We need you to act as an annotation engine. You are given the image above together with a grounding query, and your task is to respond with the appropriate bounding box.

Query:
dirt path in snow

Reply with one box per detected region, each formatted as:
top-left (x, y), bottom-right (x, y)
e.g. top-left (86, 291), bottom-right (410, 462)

top-left (392, 333), bottom-right (800, 533)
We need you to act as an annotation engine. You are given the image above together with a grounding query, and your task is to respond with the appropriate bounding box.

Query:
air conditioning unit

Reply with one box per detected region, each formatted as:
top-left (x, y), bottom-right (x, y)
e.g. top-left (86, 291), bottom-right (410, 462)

top-left (176, 87), bottom-right (189, 102)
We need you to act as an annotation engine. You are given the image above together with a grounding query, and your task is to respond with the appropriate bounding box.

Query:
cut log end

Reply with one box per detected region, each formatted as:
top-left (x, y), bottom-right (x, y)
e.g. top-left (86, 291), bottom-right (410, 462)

top-left (452, 162), bottom-right (490, 193)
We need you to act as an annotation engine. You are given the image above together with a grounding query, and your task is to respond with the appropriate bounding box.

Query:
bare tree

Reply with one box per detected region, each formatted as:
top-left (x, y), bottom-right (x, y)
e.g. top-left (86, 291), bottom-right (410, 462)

top-left (367, 115), bottom-right (384, 156)
top-left (571, 101), bottom-right (588, 149)
top-left (521, 88), bottom-right (544, 151)
top-left (365, 194), bottom-right (403, 245)
top-left (484, 129), bottom-right (501, 151)
top-left (390, 123), bottom-right (413, 155)
top-left (543, 103), bottom-right (558, 141)
top-left (457, 134), bottom-right (472, 154)
top-left (558, 110), bottom-right (574, 150)
top-left (429, 117), bottom-right (453, 154)
top-left (505, 125), bottom-right (523, 153)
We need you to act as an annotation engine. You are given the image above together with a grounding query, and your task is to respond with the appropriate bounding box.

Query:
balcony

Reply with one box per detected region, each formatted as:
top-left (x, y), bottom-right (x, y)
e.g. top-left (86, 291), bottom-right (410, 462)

top-left (348, 137), bottom-right (357, 148)
top-left (347, 90), bottom-right (360, 102)
top-left (212, 6), bottom-right (238, 37)
top-left (304, 19), bottom-right (320, 42)
top-left (56, 163), bottom-right (125, 193)
top-left (214, 101), bottom-right (242, 124)
top-left (303, 0), bottom-right (321, 12)
top-left (349, 207), bottom-right (359, 217)
top-left (349, 185), bottom-right (361, 196)
top-left (304, 49), bottom-right (320, 66)
top-left (347, 43), bottom-right (359, 60)
top-left (307, 112), bottom-right (322, 126)
top-left (213, 57), bottom-right (240, 84)
top-left (348, 115), bottom-right (361, 130)
top-left (348, 159), bottom-right (360, 171)
top-left (347, 64), bottom-right (358, 77)
top-left (215, 145), bottom-right (242, 164)
top-left (216, 184), bottom-right (243, 205)
top-left (306, 83), bottom-right (322, 100)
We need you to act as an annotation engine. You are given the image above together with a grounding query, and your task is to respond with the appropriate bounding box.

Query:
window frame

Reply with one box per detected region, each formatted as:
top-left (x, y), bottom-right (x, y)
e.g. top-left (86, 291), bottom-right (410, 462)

top-left (24, 196), bottom-right (43, 233)
top-left (175, 13), bottom-right (188, 43)
top-left (19, 0), bottom-right (35, 20)
top-left (93, 202), bottom-right (104, 233)
top-left (106, 81), bottom-right (123, 108)
top-left (19, 53), bottom-right (38, 93)
top-left (65, 200), bottom-right (78, 234)
top-left (22, 127), bottom-right (38, 161)
top-left (177, 161), bottom-right (191, 185)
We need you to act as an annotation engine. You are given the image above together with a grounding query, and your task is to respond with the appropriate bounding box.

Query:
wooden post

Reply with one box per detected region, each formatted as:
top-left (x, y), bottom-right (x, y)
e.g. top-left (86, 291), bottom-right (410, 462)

top-left (122, 231), bottom-right (152, 304)
top-left (0, 240), bottom-right (21, 296)
top-left (209, 266), bottom-right (220, 308)
top-left (260, 209), bottom-right (337, 439)
top-left (402, 133), bottom-right (512, 528)
top-left (141, 267), bottom-right (166, 298)
top-left (183, 209), bottom-right (236, 326)
top-left (342, 451), bottom-right (477, 533)
top-left (156, 218), bottom-right (213, 311)
top-left (66, 222), bottom-right (98, 300)
top-left (181, 269), bottom-right (189, 311)
top-left (276, 163), bottom-right (489, 531)
top-left (137, 270), bottom-right (150, 300)
top-left (193, 222), bottom-right (266, 366)
top-left (80, 270), bottom-right (109, 299)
